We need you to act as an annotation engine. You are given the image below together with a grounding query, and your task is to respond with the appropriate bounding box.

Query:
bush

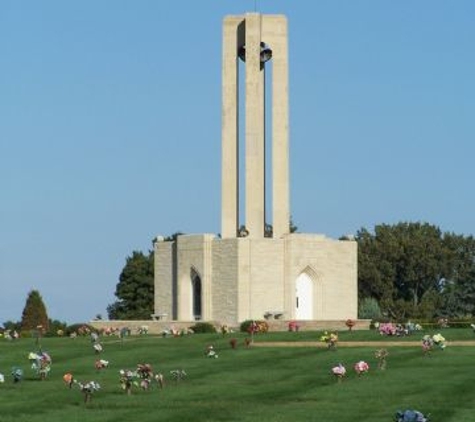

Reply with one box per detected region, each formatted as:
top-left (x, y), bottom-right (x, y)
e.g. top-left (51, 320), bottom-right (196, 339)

top-left (358, 297), bottom-right (382, 320)
top-left (188, 322), bottom-right (216, 333)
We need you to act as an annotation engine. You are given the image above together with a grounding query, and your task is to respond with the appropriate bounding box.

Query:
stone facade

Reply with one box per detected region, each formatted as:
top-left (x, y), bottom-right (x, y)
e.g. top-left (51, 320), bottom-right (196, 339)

top-left (154, 233), bottom-right (357, 325)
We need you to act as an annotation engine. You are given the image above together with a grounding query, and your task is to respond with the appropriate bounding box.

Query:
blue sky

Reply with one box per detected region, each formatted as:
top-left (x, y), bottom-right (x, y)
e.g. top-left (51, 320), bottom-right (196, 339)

top-left (1, 1), bottom-right (474, 324)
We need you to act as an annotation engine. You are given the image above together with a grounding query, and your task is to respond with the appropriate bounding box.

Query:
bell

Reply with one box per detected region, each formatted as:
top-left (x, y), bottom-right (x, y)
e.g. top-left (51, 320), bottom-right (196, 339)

top-left (238, 41), bottom-right (272, 63)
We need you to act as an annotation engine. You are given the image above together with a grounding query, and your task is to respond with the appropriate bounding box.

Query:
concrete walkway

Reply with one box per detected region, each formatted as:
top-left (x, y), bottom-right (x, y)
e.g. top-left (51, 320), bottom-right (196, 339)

top-left (252, 340), bottom-right (475, 348)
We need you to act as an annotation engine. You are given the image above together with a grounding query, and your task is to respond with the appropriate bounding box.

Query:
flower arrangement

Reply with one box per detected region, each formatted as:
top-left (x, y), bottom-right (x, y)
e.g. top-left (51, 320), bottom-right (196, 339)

top-left (154, 372), bottom-right (165, 389)
top-left (437, 317), bottom-right (449, 328)
top-left (374, 348), bottom-right (389, 370)
top-left (0, 373), bottom-right (4, 383)
top-left (118, 364), bottom-right (162, 393)
top-left (136, 363), bottom-right (154, 390)
top-left (345, 319), bottom-right (356, 331)
top-left (28, 351), bottom-right (52, 380)
top-left (137, 325), bottom-right (149, 335)
top-left (421, 335), bottom-right (433, 355)
top-left (331, 363), bottom-right (346, 382)
top-left (63, 373), bottom-right (74, 388)
top-left (320, 331), bottom-right (338, 350)
top-left (205, 345), bottom-right (219, 358)
top-left (422, 333), bottom-right (446, 355)
top-left (11, 367), bottom-right (23, 383)
top-left (379, 322), bottom-right (397, 336)
top-left (76, 380), bottom-right (101, 403)
top-left (95, 359), bottom-right (109, 370)
top-left (76, 325), bottom-right (92, 336)
top-left (119, 369), bottom-right (137, 395)
top-left (93, 343), bottom-right (103, 354)
top-left (354, 360), bottom-right (369, 376)
top-left (170, 369), bottom-right (187, 382)
top-left (246, 320), bottom-right (269, 334)
top-left (288, 321), bottom-right (299, 332)
top-left (394, 409), bottom-right (430, 422)
top-left (432, 333), bottom-right (446, 349)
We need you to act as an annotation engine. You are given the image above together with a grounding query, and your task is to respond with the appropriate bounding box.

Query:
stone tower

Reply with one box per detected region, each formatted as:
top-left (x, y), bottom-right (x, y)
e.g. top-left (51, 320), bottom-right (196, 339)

top-left (153, 13), bottom-right (358, 325)
top-left (221, 14), bottom-right (289, 240)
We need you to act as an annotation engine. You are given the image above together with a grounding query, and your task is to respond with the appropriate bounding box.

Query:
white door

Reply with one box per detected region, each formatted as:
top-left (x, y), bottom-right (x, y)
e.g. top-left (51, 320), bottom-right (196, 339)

top-left (295, 273), bottom-right (313, 320)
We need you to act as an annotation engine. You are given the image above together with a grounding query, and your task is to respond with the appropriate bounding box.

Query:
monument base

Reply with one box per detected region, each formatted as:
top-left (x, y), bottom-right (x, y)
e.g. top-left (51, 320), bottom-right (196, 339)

top-left (154, 233), bottom-right (357, 325)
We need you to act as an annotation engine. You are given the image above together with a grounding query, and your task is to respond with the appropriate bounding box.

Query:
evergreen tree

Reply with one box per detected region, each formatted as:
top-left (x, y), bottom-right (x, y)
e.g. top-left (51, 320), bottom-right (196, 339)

top-left (20, 290), bottom-right (49, 332)
top-left (107, 250), bottom-right (154, 320)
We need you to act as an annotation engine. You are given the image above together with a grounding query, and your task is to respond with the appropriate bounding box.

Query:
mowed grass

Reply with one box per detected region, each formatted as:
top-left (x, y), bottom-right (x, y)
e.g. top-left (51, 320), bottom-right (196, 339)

top-left (0, 329), bottom-right (474, 422)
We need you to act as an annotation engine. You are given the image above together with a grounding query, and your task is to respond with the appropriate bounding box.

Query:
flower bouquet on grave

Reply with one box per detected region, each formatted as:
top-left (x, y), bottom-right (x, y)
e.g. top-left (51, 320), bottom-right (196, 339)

top-left (394, 409), bottom-right (430, 422)
top-left (354, 360), bottom-right (369, 376)
top-left (375, 348), bottom-right (389, 370)
top-left (136, 363), bottom-right (154, 390)
top-left (11, 367), bottom-right (23, 383)
top-left (331, 363), bottom-right (346, 382)
top-left (75, 380), bottom-right (101, 403)
top-left (119, 369), bottom-right (138, 395)
top-left (95, 359), bottom-right (109, 371)
top-left (29, 351), bottom-right (52, 380)
top-left (154, 372), bottom-right (165, 389)
top-left (345, 319), bottom-right (356, 331)
top-left (421, 335), bottom-right (434, 356)
top-left (63, 373), bottom-right (74, 388)
top-left (206, 345), bottom-right (219, 358)
top-left (320, 331), bottom-right (338, 350)
top-left (170, 369), bottom-right (187, 382)
top-left (432, 333), bottom-right (446, 350)
top-left (379, 323), bottom-right (397, 336)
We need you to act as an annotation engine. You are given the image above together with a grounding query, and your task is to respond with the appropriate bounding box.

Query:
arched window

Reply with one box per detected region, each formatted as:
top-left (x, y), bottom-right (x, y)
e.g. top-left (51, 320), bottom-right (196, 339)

top-left (191, 273), bottom-right (202, 321)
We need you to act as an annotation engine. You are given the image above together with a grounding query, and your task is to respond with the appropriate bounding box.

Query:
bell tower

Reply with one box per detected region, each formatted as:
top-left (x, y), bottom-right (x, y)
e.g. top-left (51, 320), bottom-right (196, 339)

top-left (221, 14), bottom-right (289, 239)
top-left (153, 12), bottom-right (358, 326)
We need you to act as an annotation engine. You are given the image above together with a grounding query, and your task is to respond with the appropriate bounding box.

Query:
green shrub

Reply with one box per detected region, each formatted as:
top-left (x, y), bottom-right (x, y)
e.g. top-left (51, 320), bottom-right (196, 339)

top-left (358, 297), bottom-right (382, 320)
top-left (188, 322), bottom-right (216, 333)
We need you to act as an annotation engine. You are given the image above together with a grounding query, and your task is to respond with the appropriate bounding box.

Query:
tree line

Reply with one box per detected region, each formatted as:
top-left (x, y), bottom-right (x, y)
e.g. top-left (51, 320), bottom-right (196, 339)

top-left (357, 221), bottom-right (475, 320)
top-left (5, 221), bottom-right (475, 330)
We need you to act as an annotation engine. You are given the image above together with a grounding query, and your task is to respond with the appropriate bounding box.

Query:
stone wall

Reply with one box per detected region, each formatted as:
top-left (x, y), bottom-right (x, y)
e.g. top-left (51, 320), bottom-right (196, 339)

top-left (89, 319), bottom-right (371, 334)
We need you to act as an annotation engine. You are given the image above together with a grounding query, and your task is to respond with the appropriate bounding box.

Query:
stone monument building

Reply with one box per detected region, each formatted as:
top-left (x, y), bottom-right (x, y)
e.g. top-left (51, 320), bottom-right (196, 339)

top-left (153, 13), bottom-right (357, 325)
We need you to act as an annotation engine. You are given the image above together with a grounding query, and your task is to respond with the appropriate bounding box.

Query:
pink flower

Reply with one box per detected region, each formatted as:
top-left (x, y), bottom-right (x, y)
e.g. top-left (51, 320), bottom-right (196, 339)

top-left (354, 360), bottom-right (369, 375)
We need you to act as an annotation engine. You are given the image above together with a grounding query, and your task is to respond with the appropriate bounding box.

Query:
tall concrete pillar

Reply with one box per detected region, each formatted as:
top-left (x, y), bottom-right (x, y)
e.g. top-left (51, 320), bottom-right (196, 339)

top-left (221, 16), bottom-right (241, 239)
top-left (264, 16), bottom-right (289, 238)
top-left (221, 13), bottom-right (289, 239)
top-left (244, 13), bottom-right (266, 238)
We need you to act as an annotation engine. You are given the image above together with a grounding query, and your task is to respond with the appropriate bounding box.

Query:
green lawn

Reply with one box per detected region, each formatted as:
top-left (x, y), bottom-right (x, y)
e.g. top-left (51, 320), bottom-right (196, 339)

top-left (0, 329), bottom-right (474, 421)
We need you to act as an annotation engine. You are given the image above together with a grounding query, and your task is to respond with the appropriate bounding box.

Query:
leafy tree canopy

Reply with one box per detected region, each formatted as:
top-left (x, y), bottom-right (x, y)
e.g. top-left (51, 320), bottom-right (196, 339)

top-left (357, 222), bottom-right (475, 320)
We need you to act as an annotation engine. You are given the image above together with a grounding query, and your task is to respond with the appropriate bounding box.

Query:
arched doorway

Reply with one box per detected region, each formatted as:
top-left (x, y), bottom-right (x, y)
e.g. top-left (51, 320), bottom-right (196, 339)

top-left (191, 272), bottom-right (202, 321)
top-left (295, 273), bottom-right (313, 320)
